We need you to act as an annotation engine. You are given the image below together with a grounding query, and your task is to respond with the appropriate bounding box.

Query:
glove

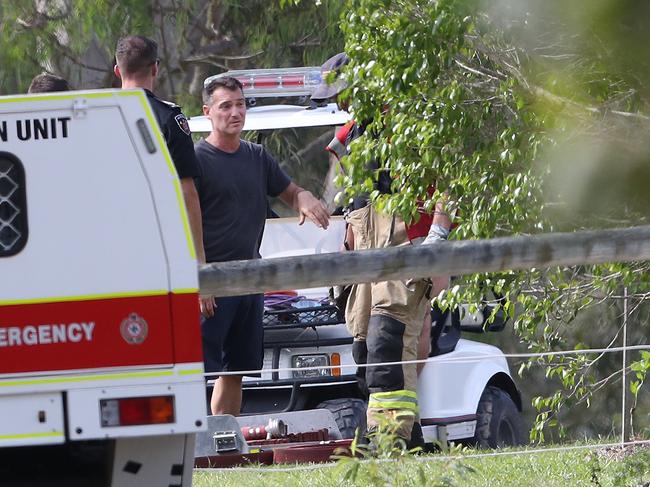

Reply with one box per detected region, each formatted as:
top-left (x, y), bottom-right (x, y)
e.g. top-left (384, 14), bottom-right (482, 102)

top-left (422, 224), bottom-right (449, 245)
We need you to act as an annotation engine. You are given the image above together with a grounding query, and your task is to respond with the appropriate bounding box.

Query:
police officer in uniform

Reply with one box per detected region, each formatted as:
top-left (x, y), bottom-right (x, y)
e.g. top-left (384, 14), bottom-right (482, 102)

top-left (114, 35), bottom-right (214, 317)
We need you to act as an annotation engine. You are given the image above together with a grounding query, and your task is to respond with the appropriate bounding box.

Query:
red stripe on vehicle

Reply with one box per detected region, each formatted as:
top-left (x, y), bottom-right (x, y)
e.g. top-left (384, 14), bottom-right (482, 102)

top-left (170, 292), bottom-right (202, 363)
top-left (0, 294), bottom-right (195, 374)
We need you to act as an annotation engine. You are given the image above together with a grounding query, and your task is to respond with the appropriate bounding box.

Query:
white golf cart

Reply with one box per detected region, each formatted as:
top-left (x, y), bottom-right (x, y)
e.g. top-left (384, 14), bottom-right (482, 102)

top-left (189, 67), bottom-right (525, 448)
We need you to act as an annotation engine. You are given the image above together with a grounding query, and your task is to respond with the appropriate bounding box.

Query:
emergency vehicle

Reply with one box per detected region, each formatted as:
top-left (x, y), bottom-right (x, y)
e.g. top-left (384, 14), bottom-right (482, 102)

top-left (189, 67), bottom-right (526, 448)
top-left (0, 89), bottom-right (205, 486)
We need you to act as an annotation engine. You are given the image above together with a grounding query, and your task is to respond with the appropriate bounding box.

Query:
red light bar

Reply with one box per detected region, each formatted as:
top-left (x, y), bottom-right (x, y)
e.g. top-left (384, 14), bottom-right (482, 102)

top-left (205, 67), bottom-right (321, 98)
top-left (282, 75), bottom-right (305, 87)
top-left (253, 76), bottom-right (278, 88)
top-left (100, 395), bottom-right (175, 427)
top-left (238, 78), bottom-right (253, 89)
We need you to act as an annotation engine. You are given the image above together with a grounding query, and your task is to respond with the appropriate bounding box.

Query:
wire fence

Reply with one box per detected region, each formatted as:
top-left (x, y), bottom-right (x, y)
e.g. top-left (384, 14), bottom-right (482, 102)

top-left (203, 344), bottom-right (650, 379)
top-left (196, 227), bottom-right (649, 470)
top-left (196, 285), bottom-right (650, 470)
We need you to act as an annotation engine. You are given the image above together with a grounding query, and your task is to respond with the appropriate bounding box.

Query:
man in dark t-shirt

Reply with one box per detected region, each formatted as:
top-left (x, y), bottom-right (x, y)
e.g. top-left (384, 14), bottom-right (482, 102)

top-left (197, 76), bottom-right (330, 416)
top-left (195, 140), bottom-right (291, 262)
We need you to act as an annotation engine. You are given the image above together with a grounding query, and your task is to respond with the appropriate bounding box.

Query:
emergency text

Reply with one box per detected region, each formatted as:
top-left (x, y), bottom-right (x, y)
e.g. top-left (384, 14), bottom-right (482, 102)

top-left (0, 322), bottom-right (95, 347)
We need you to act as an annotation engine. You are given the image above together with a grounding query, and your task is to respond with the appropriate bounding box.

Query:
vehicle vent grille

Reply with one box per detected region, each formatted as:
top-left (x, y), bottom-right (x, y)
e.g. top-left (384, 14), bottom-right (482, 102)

top-left (0, 153), bottom-right (28, 256)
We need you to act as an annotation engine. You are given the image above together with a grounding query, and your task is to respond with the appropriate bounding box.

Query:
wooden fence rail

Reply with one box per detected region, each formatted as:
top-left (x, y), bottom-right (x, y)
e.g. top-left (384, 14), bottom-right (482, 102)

top-left (199, 225), bottom-right (650, 297)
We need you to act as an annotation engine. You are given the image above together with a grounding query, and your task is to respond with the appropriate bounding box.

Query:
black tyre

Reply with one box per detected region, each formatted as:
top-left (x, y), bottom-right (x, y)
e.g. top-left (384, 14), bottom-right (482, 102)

top-left (473, 386), bottom-right (525, 448)
top-left (316, 398), bottom-right (367, 439)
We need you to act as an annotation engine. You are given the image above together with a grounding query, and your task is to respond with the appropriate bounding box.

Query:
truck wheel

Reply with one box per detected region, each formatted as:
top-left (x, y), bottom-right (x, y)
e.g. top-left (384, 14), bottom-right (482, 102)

top-left (473, 386), bottom-right (525, 448)
top-left (316, 398), bottom-right (367, 440)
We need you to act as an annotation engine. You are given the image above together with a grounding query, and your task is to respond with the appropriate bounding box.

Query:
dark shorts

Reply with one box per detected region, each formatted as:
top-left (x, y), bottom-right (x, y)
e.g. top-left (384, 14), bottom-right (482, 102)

top-left (201, 294), bottom-right (264, 376)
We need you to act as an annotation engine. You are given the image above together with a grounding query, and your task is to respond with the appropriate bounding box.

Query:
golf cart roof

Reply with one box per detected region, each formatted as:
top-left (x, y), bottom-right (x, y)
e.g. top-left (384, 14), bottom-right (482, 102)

top-left (188, 102), bottom-right (351, 133)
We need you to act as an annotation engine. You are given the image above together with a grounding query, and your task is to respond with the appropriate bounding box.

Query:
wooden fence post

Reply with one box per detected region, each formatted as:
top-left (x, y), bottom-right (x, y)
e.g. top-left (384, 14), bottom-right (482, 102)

top-left (199, 225), bottom-right (650, 297)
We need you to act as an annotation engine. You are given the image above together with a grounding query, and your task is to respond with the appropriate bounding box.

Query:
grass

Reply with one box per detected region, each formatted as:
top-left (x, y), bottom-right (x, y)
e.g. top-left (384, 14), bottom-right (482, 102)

top-left (193, 441), bottom-right (650, 487)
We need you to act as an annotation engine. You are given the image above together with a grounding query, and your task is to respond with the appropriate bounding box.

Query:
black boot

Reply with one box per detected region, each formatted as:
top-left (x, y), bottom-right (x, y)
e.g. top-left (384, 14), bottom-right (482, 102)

top-left (352, 339), bottom-right (369, 398)
top-left (407, 422), bottom-right (425, 452)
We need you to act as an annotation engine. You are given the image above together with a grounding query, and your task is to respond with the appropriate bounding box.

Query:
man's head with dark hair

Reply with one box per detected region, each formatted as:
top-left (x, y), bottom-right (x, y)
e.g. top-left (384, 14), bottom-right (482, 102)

top-left (201, 76), bottom-right (246, 141)
top-left (28, 73), bottom-right (70, 93)
top-left (202, 76), bottom-right (244, 106)
top-left (115, 35), bottom-right (158, 79)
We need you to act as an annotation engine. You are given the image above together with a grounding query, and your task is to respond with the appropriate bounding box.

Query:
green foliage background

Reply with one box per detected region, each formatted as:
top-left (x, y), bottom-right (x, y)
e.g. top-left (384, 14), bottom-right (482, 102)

top-left (338, 0), bottom-right (649, 442)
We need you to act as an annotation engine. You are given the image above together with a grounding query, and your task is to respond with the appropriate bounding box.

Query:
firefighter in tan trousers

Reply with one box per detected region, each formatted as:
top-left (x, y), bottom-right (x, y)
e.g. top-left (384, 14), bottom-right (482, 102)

top-left (312, 53), bottom-right (453, 447)
top-left (344, 203), bottom-right (452, 445)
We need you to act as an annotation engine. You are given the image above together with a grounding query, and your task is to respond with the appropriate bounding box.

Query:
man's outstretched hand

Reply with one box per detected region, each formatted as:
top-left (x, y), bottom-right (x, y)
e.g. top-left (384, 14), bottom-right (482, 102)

top-left (295, 190), bottom-right (330, 229)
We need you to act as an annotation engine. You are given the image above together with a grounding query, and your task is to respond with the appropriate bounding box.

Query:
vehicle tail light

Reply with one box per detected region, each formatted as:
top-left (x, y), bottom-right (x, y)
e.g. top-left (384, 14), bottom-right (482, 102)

top-left (100, 395), bottom-right (175, 427)
top-left (204, 67), bottom-right (322, 98)
top-left (330, 352), bottom-right (341, 377)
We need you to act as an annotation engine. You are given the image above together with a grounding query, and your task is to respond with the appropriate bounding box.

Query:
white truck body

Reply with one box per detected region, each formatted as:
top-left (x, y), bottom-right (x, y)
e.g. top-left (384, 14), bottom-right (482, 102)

top-left (0, 89), bottom-right (206, 486)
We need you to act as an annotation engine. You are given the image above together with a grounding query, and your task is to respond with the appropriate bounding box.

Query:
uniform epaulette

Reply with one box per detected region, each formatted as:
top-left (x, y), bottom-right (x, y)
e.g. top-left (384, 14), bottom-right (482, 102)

top-left (159, 99), bottom-right (180, 109)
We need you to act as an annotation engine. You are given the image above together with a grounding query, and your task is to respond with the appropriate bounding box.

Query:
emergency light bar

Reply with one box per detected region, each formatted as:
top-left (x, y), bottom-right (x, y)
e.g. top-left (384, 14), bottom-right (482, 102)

top-left (188, 103), bottom-right (352, 132)
top-left (204, 67), bottom-right (322, 98)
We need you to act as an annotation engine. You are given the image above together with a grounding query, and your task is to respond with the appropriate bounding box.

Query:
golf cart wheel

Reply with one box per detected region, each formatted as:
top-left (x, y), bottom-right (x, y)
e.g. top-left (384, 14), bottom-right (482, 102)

top-left (316, 398), bottom-right (367, 440)
top-left (474, 386), bottom-right (525, 448)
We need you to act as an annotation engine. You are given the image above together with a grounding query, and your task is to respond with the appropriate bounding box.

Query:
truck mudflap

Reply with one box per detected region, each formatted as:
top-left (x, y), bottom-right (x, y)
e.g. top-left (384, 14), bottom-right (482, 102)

top-left (111, 433), bottom-right (196, 487)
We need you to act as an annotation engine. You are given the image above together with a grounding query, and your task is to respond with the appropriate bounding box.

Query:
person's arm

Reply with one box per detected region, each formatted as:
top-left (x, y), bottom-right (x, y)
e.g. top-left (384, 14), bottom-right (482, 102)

top-left (343, 223), bottom-right (355, 250)
top-left (181, 178), bottom-right (214, 318)
top-left (180, 178), bottom-right (205, 263)
top-left (422, 199), bottom-right (453, 244)
top-left (162, 109), bottom-right (215, 316)
top-left (161, 110), bottom-right (206, 262)
top-left (278, 181), bottom-right (331, 229)
top-left (432, 200), bottom-right (453, 235)
top-left (424, 197), bottom-right (453, 294)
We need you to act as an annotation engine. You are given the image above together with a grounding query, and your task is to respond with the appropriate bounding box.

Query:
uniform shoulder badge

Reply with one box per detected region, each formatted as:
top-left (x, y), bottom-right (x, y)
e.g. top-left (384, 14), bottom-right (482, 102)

top-left (175, 113), bottom-right (191, 136)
